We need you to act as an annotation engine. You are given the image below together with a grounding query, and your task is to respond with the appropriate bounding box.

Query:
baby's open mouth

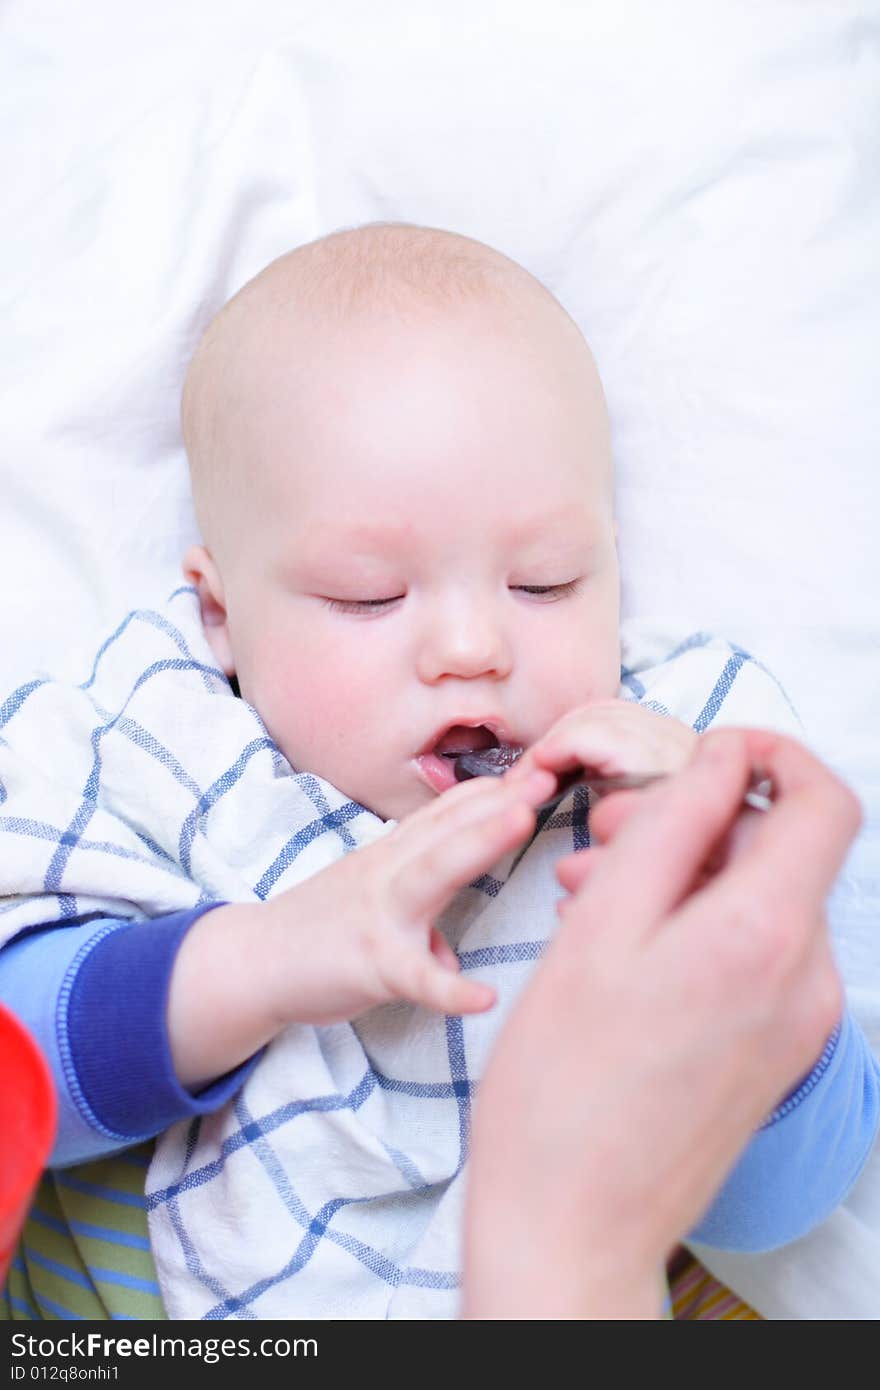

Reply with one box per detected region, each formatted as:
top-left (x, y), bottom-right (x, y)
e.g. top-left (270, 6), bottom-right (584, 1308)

top-left (416, 724), bottom-right (524, 795)
top-left (433, 724), bottom-right (500, 758)
top-left (431, 725), bottom-right (525, 780)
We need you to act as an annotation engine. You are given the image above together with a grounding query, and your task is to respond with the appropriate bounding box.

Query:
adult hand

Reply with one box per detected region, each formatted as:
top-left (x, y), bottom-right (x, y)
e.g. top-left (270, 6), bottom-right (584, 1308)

top-left (463, 727), bottom-right (861, 1319)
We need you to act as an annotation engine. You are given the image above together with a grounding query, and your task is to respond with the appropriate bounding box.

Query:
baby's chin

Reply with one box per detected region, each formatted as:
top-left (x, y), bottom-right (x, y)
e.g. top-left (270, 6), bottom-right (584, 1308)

top-left (366, 775), bottom-right (451, 824)
top-left (371, 784), bottom-right (437, 824)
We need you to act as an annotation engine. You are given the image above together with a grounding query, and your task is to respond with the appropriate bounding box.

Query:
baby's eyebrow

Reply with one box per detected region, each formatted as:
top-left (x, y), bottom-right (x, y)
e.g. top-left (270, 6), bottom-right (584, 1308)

top-left (289, 509), bottom-right (606, 573)
top-left (281, 528), bottom-right (407, 582)
top-left (303, 520), bottom-right (413, 554)
top-left (506, 505), bottom-right (581, 536)
top-left (501, 503), bottom-right (609, 546)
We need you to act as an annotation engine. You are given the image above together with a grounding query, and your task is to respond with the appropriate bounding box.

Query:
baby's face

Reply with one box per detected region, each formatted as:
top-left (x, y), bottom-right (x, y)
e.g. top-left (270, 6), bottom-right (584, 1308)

top-left (200, 299), bottom-right (620, 821)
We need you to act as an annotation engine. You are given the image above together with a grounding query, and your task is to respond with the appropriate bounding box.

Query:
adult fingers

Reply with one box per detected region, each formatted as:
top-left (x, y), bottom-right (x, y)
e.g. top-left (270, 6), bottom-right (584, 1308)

top-left (561, 730), bottom-right (753, 943)
top-left (590, 728), bottom-right (861, 909)
top-left (587, 789), bottom-right (643, 844)
top-left (554, 848), bottom-right (598, 896)
top-left (708, 729), bottom-right (862, 910)
top-left (667, 889), bottom-right (843, 1101)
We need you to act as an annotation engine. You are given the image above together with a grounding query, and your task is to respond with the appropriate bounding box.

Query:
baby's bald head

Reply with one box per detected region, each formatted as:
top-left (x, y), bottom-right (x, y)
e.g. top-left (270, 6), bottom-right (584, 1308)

top-left (181, 222), bottom-right (609, 570)
top-left (181, 224), bottom-right (620, 810)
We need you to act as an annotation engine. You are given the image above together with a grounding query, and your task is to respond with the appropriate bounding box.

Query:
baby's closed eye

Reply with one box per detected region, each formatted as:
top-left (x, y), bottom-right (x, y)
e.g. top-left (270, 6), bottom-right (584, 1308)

top-left (510, 579), bottom-right (583, 601)
top-left (323, 595), bottom-right (404, 614)
top-left (320, 577), bottom-right (584, 615)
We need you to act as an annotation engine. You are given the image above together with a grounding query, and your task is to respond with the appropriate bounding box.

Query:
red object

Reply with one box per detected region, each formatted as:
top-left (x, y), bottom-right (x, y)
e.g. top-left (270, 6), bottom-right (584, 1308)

top-left (0, 1003), bottom-right (57, 1288)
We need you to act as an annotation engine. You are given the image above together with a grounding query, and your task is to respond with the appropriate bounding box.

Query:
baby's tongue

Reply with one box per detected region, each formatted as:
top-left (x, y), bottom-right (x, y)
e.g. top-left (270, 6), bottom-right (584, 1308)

top-left (434, 725), bottom-right (498, 757)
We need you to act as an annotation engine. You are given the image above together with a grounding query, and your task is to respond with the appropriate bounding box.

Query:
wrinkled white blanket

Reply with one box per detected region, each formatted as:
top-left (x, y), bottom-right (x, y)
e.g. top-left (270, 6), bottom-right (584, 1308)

top-left (0, 588), bottom-right (801, 1318)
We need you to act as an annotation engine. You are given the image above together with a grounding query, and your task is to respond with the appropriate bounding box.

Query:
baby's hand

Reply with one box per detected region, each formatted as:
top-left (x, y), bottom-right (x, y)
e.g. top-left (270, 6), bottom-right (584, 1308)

top-left (510, 700), bottom-right (698, 790)
top-left (261, 767), bottom-right (556, 1026)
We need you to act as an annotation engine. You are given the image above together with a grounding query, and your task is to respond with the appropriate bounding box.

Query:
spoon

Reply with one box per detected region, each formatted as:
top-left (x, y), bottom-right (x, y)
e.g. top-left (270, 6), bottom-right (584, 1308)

top-left (452, 748), bottom-right (773, 814)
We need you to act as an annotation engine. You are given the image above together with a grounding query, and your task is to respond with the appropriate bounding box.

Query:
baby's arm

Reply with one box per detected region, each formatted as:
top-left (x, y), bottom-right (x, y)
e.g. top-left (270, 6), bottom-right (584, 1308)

top-left (0, 904), bottom-right (252, 1166)
top-left (1, 767), bottom-right (554, 1162)
top-left (689, 1008), bottom-right (880, 1251)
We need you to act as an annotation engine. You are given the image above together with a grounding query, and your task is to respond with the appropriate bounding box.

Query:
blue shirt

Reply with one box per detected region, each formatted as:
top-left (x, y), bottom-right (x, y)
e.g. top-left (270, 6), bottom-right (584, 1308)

top-left (0, 904), bottom-right (259, 1166)
top-left (1, 904), bottom-right (878, 1251)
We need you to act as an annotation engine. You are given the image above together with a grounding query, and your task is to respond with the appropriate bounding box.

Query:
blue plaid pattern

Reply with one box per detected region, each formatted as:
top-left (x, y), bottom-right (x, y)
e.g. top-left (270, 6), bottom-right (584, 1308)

top-left (0, 590), bottom-right (802, 1318)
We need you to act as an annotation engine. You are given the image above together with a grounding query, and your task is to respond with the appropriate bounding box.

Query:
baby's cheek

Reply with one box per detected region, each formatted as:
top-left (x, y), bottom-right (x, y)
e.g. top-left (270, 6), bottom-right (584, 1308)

top-left (279, 650), bottom-right (386, 771)
top-left (239, 638), bottom-right (335, 759)
top-left (533, 632), bottom-right (619, 726)
top-left (275, 666), bottom-right (354, 746)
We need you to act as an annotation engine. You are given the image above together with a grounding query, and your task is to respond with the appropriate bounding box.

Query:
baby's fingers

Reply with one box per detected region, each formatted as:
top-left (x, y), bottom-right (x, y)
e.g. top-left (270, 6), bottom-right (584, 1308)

top-left (430, 926), bottom-right (460, 973)
top-left (510, 705), bottom-right (696, 787)
top-left (393, 782), bottom-right (549, 922)
top-left (397, 950), bottom-right (496, 1017)
top-left (511, 726), bottom-right (627, 785)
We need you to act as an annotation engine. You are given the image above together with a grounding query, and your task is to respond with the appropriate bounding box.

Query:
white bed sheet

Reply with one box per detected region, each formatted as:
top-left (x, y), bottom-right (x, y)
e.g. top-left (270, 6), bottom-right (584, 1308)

top-left (2, 0), bottom-right (878, 1316)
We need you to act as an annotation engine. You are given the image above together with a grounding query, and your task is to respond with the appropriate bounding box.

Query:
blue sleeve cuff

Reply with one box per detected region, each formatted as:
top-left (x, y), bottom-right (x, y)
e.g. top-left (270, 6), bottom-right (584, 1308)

top-left (690, 1008), bottom-right (880, 1251)
top-left (60, 903), bottom-right (261, 1162)
top-left (0, 903), bottom-right (262, 1166)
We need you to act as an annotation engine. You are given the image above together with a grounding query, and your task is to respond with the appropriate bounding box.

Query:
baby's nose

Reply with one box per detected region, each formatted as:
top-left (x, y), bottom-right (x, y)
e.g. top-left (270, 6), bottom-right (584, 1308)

top-left (416, 607), bottom-right (513, 683)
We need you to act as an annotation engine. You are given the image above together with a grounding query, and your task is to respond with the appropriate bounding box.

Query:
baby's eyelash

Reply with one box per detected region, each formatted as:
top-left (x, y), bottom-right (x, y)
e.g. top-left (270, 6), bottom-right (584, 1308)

top-left (323, 596), bottom-right (403, 614)
top-left (511, 579), bottom-right (582, 601)
top-left (323, 580), bottom-right (582, 614)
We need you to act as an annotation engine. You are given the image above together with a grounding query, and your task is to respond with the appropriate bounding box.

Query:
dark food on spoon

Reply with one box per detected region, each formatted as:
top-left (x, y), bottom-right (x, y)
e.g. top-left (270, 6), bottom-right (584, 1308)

top-left (452, 746), bottom-right (524, 779)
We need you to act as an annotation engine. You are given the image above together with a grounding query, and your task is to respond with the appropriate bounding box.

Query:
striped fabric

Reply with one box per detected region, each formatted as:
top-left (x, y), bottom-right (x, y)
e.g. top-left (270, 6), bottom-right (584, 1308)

top-left (668, 1248), bottom-right (761, 1321)
top-left (2, 1161), bottom-right (760, 1321)
top-left (2, 1145), bottom-right (164, 1321)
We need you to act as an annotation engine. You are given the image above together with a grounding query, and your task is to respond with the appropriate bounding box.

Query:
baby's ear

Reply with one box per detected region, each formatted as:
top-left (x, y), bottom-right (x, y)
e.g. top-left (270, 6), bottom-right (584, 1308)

top-left (182, 544), bottom-right (236, 676)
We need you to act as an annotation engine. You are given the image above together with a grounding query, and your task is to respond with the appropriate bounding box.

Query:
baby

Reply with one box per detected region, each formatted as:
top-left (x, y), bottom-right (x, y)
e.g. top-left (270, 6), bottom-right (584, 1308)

top-left (161, 223), bottom-right (874, 1306)
top-left (171, 222), bottom-right (697, 1075)
top-left (2, 223), bottom-right (877, 1321)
